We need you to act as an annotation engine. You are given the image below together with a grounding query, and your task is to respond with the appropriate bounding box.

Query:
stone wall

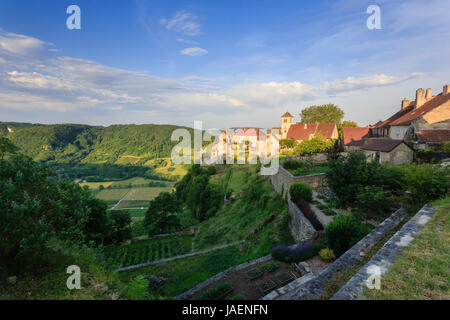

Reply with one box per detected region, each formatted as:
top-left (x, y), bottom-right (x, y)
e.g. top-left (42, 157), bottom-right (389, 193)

top-left (331, 204), bottom-right (436, 300)
top-left (173, 255), bottom-right (272, 300)
top-left (270, 165), bottom-right (327, 198)
top-left (288, 200), bottom-right (316, 243)
top-left (288, 208), bottom-right (407, 300)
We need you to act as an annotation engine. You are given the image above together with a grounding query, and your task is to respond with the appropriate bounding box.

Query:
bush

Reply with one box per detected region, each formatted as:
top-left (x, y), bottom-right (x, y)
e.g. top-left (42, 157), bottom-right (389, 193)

top-left (271, 245), bottom-right (290, 261)
top-left (325, 214), bottom-right (371, 257)
top-left (206, 166), bottom-right (216, 175)
top-left (355, 186), bottom-right (393, 215)
top-left (197, 283), bottom-right (232, 300)
top-left (290, 182), bottom-right (313, 202)
top-left (283, 160), bottom-right (304, 170)
top-left (296, 199), bottom-right (323, 230)
top-left (319, 248), bottom-right (336, 262)
top-left (286, 242), bottom-right (322, 262)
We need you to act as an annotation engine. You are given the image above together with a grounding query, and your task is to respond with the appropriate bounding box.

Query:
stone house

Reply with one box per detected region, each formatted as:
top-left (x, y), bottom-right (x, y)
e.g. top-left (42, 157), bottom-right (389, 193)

top-left (280, 112), bottom-right (294, 139)
top-left (342, 127), bottom-right (372, 150)
top-left (360, 139), bottom-right (414, 165)
top-left (371, 84), bottom-right (450, 149)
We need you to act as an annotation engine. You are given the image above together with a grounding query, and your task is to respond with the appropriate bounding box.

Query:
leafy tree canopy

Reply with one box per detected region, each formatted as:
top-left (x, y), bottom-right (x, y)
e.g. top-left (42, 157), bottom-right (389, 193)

top-left (299, 104), bottom-right (344, 125)
top-left (341, 120), bottom-right (358, 128)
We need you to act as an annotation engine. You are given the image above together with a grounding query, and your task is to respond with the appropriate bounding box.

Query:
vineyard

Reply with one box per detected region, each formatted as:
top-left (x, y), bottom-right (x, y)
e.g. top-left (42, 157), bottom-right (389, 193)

top-left (103, 236), bottom-right (193, 268)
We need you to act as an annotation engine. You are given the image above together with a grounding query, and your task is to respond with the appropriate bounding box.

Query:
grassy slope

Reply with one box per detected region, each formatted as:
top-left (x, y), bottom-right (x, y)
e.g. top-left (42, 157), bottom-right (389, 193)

top-left (363, 197), bottom-right (449, 300)
top-left (118, 166), bottom-right (294, 298)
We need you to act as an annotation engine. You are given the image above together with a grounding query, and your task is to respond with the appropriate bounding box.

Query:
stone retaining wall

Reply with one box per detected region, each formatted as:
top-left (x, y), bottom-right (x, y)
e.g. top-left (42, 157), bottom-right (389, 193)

top-left (173, 255), bottom-right (272, 300)
top-left (331, 204), bottom-right (436, 300)
top-left (270, 165), bottom-right (326, 198)
top-left (288, 208), bottom-right (407, 300)
top-left (288, 199), bottom-right (316, 243)
top-left (131, 227), bottom-right (199, 243)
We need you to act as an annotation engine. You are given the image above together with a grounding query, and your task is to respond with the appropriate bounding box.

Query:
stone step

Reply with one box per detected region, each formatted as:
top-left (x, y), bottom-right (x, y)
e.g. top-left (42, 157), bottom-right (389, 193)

top-left (331, 204), bottom-right (437, 300)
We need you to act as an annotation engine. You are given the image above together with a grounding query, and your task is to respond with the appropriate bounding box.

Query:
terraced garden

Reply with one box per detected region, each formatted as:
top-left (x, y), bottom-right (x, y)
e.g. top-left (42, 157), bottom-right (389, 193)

top-left (103, 236), bottom-right (193, 268)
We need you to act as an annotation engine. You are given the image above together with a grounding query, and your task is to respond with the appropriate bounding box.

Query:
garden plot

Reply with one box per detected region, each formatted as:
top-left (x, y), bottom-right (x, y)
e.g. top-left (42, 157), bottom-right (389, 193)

top-left (104, 236), bottom-right (193, 268)
top-left (123, 187), bottom-right (170, 201)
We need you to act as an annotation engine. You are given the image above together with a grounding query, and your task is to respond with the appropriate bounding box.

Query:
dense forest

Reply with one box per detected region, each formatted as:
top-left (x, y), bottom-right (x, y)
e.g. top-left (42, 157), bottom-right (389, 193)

top-left (1, 122), bottom-right (195, 165)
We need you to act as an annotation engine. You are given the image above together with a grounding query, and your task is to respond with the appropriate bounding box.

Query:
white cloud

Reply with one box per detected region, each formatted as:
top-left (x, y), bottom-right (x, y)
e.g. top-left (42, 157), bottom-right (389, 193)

top-left (176, 38), bottom-right (198, 44)
top-left (321, 73), bottom-right (423, 95)
top-left (160, 11), bottom-right (201, 36)
top-left (180, 47), bottom-right (208, 56)
top-left (0, 32), bottom-right (46, 56)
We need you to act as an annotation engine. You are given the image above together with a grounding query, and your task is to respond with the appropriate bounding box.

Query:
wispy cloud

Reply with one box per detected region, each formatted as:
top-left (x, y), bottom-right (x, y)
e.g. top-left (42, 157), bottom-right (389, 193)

top-left (160, 10), bottom-right (202, 36)
top-left (180, 47), bottom-right (208, 56)
top-left (176, 38), bottom-right (198, 44)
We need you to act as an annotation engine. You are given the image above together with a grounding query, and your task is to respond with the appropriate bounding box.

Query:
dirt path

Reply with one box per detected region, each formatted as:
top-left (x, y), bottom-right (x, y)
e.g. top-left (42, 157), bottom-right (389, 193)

top-left (111, 187), bottom-right (134, 210)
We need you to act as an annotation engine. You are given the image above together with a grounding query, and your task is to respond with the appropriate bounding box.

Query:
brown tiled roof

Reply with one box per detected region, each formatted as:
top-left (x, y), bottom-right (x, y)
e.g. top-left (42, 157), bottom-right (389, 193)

top-left (416, 130), bottom-right (450, 143)
top-left (282, 111), bottom-right (294, 118)
top-left (361, 139), bottom-right (406, 152)
top-left (373, 102), bottom-right (414, 128)
top-left (287, 123), bottom-right (336, 141)
top-left (342, 127), bottom-right (372, 146)
top-left (389, 93), bottom-right (450, 126)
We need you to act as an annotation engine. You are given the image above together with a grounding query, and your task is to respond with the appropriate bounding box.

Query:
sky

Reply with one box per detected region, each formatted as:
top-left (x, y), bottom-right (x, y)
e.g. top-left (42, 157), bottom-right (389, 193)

top-left (0, 0), bottom-right (449, 129)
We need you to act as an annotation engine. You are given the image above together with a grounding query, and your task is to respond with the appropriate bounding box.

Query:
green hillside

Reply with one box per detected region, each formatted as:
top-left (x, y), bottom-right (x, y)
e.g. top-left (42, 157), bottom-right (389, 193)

top-left (0, 122), bottom-right (43, 136)
top-left (5, 123), bottom-right (194, 164)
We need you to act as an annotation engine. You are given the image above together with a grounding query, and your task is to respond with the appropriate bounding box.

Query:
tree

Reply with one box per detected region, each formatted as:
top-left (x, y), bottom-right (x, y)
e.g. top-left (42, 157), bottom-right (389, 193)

top-left (108, 211), bottom-right (132, 244)
top-left (280, 139), bottom-right (297, 149)
top-left (0, 137), bottom-right (19, 159)
top-left (144, 192), bottom-right (181, 236)
top-left (83, 198), bottom-right (110, 245)
top-left (341, 120), bottom-right (358, 128)
top-left (299, 104), bottom-right (344, 125)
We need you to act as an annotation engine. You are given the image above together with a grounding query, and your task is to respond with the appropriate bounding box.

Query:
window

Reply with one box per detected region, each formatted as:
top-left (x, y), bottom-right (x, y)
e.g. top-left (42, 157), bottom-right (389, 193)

top-left (396, 127), bottom-right (400, 138)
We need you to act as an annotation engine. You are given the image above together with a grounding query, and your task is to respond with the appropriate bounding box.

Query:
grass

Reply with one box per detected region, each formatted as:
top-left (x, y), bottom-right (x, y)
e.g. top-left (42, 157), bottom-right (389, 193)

top-left (123, 187), bottom-right (171, 201)
top-left (363, 197), bottom-right (450, 300)
top-left (227, 170), bottom-right (248, 193)
top-left (96, 188), bottom-right (130, 201)
top-left (79, 181), bottom-right (114, 189)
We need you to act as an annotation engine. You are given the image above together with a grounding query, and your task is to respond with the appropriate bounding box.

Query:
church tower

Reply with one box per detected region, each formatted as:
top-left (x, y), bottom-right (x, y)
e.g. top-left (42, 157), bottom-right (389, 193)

top-left (281, 111), bottom-right (294, 139)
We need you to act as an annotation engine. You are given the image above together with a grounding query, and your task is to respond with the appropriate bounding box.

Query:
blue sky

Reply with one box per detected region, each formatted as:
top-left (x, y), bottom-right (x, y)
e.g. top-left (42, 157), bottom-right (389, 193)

top-left (0, 0), bottom-right (449, 129)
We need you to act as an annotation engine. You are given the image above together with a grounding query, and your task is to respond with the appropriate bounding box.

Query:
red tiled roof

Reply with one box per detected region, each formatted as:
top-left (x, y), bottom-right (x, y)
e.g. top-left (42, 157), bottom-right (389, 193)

top-left (286, 123), bottom-right (336, 141)
top-left (389, 93), bottom-right (450, 126)
top-left (342, 127), bottom-right (372, 146)
top-left (360, 139), bottom-right (407, 152)
top-left (282, 111), bottom-right (294, 118)
top-left (235, 128), bottom-right (260, 137)
top-left (416, 130), bottom-right (450, 143)
top-left (373, 102), bottom-right (414, 129)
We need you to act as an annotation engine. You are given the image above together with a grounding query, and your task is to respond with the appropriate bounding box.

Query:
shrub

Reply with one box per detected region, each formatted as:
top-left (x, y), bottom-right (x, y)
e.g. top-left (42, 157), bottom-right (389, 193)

top-left (325, 214), bottom-right (371, 257)
top-left (355, 185), bottom-right (393, 215)
top-left (402, 164), bottom-right (449, 213)
top-left (206, 166), bottom-right (216, 175)
top-left (296, 199), bottom-right (323, 230)
top-left (271, 245), bottom-right (290, 261)
top-left (286, 242), bottom-right (322, 262)
top-left (197, 283), bottom-right (232, 300)
top-left (290, 182), bottom-right (313, 202)
top-left (283, 160), bottom-right (303, 170)
top-left (319, 247), bottom-right (336, 262)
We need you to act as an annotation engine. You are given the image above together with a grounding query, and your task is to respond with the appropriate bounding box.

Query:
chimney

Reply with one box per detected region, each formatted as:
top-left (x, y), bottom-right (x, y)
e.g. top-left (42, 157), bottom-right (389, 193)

top-left (415, 88), bottom-right (425, 109)
top-left (425, 88), bottom-right (432, 100)
top-left (444, 84), bottom-right (450, 95)
top-left (401, 98), bottom-right (409, 110)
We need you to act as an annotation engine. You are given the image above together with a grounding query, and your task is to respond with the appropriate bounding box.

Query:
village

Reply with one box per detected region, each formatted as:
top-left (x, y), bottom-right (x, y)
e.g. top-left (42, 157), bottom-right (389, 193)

top-left (208, 84), bottom-right (450, 165)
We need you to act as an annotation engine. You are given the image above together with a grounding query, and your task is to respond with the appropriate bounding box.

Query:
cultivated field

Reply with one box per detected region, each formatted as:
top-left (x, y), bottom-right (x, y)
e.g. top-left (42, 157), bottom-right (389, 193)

top-left (123, 187), bottom-right (171, 201)
top-left (96, 188), bottom-right (130, 201)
